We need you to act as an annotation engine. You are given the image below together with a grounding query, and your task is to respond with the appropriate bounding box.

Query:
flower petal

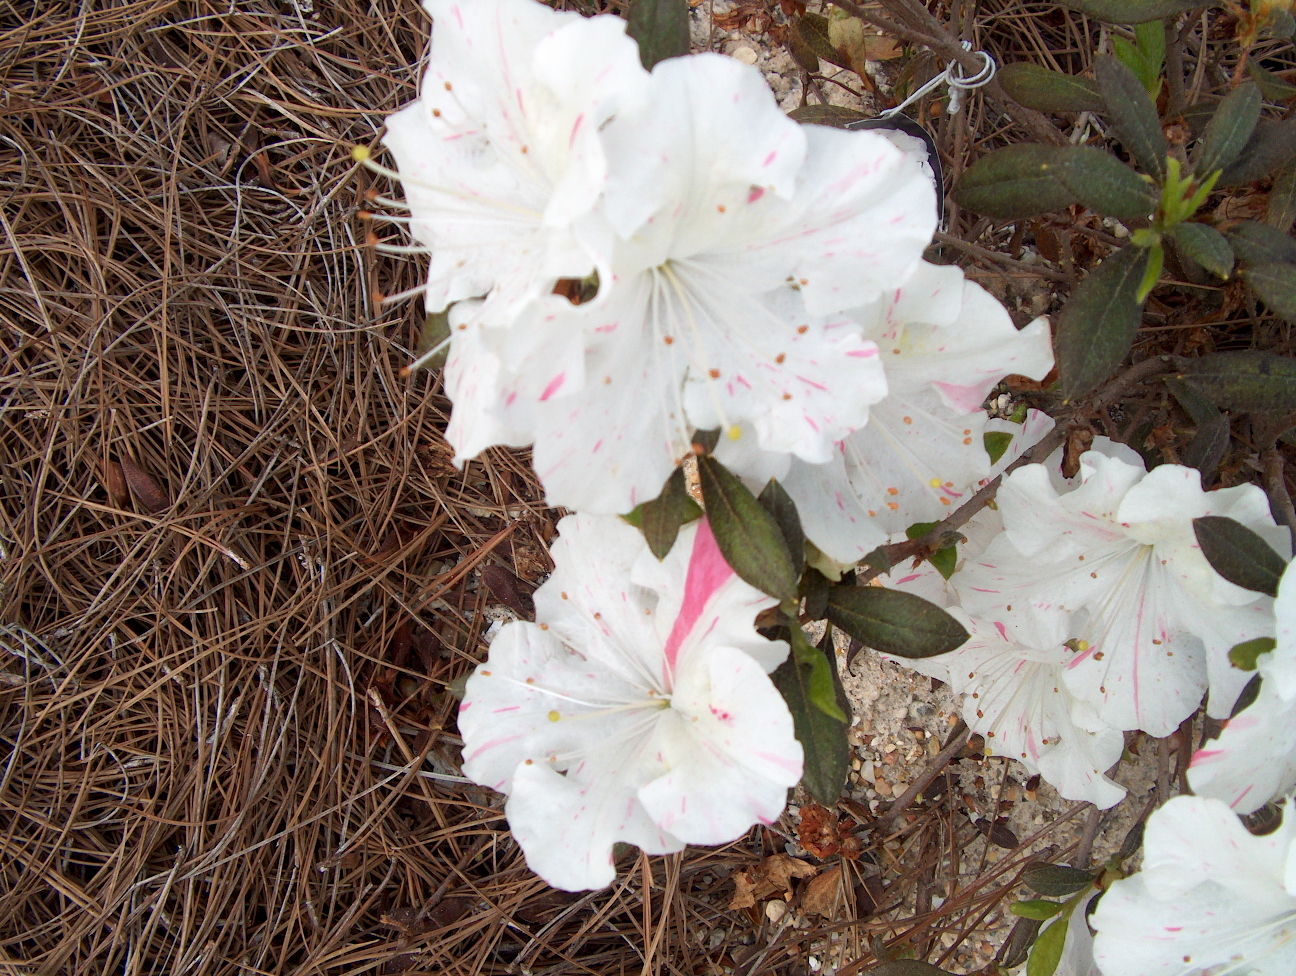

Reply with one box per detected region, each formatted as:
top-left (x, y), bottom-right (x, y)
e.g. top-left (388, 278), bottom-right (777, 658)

top-left (637, 646), bottom-right (802, 844)
top-left (1189, 678), bottom-right (1296, 814)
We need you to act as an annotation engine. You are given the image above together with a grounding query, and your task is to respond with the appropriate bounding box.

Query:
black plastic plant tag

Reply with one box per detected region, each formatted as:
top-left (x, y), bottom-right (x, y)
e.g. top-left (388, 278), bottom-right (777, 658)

top-left (846, 114), bottom-right (945, 223)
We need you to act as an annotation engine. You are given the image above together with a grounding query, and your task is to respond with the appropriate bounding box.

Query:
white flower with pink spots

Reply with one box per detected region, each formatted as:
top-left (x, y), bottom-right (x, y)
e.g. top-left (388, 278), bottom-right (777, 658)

top-left (457, 514), bottom-right (802, 890)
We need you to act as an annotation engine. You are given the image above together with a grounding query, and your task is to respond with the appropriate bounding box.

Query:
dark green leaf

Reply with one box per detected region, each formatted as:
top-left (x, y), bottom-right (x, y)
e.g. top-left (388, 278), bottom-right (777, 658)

top-left (1220, 118), bottom-right (1296, 186)
top-left (1117, 821), bottom-right (1144, 862)
top-left (952, 145), bottom-right (1077, 220)
top-left (638, 466), bottom-right (702, 560)
top-left (1196, 82), bottom-right (1262, 177)
top-left (1177, 350), bottom-right (1296, 412)
top-left (1055, 245), bottom-right (1151, 401)
top-left (825, 586), bottom-right (968, 658)
top-left (998, 63), bottom-right (1104, 113)
top-left (1000, 918), bottom-right (1044, 969)
top-left (414, 309), bottom-right (451, 370)
top-left (1054, 145), bottom-right (1159, 221)
top-left (1193, 515), bottom-right (1287, 597)
top-left (1249, 62), bottom-right (1296, 102)
top-left (691, 427), bottom-right (720, 454)
top-left (787, 104), bottom-right (868, 128)
top-left (1267, 161), bottom-right (1296, 234)
top-left (1022, 864), bottom-right (1094, 898)
top-left (1182, 413), bottom-right (1231, 475)
top-left (1245, 263), bottom-right (1296, 322)
top-left (697, 455), bottom-right (799, 603)
top-left (1027, 916), bottom-right (1069, 976)
top-left (1223, 220), bottom-right (1296, 267)
top-left (786, 17), bottom-right (821, 73)
top-left (1230, 636), bottom-right (1276, 671)
top-left (1170, 222), bottom-right (1235, 278)
top-left (759, 478), bottom-right (806, 578)
top-left (1166, 375), bottom-right (1224, 426)
top-left (1094, 55), bottom-right (1167, 181)
top-left (1227, 221), bottom-right (1296, 265)
top-left (626, 0), bottom-right (689, 69)
top-left (791, 622), bottom-right (846, 721)
top-left (1231, 673), bottom-right (1263, 717)
top-left (868, 963), bottom-right (954, 976)
top-left (1055, 0), bottom-right (1219, 22)
top-left (804, 566), bottom-right (831, 620)
top-left (795, 13), bottom-right (853, 71)
top-left (984, 430), bottom-right (1014, 464)
top-left (772, 628), bottom-right (849, 804)
top-left (1011, 899), bottom-right (1065, 921)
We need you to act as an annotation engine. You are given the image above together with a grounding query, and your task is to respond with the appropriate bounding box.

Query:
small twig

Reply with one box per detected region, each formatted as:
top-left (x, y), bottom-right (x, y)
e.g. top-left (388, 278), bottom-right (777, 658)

top-left (1262, 447), bottom-right (1296, 549)
top-left (874, 721), bottom-right (970, 835)
top-left (934, 229), bottom-right (1073, 282)
top-left (1070, 805), bottom-right (1101, 869)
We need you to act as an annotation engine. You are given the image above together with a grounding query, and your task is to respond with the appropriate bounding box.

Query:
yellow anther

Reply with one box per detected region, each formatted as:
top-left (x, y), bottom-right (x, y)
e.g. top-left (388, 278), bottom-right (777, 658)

top-left (1077, 640), bottom-right (1090, 652)
top-left (929, 478), bottom-right (942, 488)
top-left (351, 145), bottom-right (371, 162)
top-left (547, 710), bottom-right (560, 722)
top-left (727, 425), bottom-right (742, 441)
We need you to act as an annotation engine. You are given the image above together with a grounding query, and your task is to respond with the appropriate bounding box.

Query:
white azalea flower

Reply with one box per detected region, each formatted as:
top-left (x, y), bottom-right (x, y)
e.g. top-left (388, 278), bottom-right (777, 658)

top-left (457, 514), bottom-right (802, 891)
top-left (1189, 676), bottom-right (1296, 813)
top-left (447, 52), bottom-right (938, 513)
top-left (738, 262), bottom-right (1053, 565)
top-left (1266, 557), bottom-right (1296, 698)
top-left (954, 452), bottom-right (1288, 736)
top-left (1092, 795), bottom-right (1296, 976)
top-left (380, 0), bottom-right (647, 334)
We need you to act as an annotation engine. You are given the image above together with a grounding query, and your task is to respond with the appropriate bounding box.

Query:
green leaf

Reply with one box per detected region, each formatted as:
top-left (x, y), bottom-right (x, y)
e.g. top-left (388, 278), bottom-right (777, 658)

top-left (825, 586), bottom-right (968, 658)
top-left (1227, 220), bottom-right (1296, 265)
top-left (1001, 918), bottom-right (1045, 969)
top-left (804, 566), bottom-right (831, 620)
top-left (1193, 515), bottom-right (1288, 597)
top-left (413, 309), bottom-right (451, 371)
top-left (998, 63), bottom-right (1105, 113)
top-left (1196, 82), bottom-right (1262, 177)
top-left (1230, 636), bottom-right (1277, 670)
top-left (905, 521), bottom-right (957, 580)
top-left (1249, 62), bottom-right (1296, 103)
top-left (1134, 20), bottom-right (1165, 91)
top-left (868, 964), bottom-right (954, 976)
top-left (1182, 412), bottom-right (1231, 474)
top-left (1267, 161), bottom-right (1296, 234)
top-left (637, 466), bottom-right (703, 560)
top-left (1022, 863), bottom-right (1094, 897)
top-left (1055, 245), bottom-right (1151, 401)
top-left (786, 16), bottom-right (821, 72)
top-left (1170, 223), bottom-right (1235, 278)
top-left (792, 623), bottom-right (847, 721)
top-left (1094, 55), bottom-right (1168, 181)
top-left (1011, 899), bottom-right (1065, 921)
top-left (1117, 821), bottom-right (1145, 862)
top-left (1135, 240), bottom-right (1164, 301)
top-left (1027, 916), bottom-right (1070, 976)
top-left (1220, 118), bottom-right (1296, 186)
top-left (794, 13), bottom-right (853, 71)
top-left (759, 478), bottom-right (806, 579)
top-left (1055, 0), bottom-right (1218, 21)
top-left (1054, 145), bottom-right (1159, 222)
top-left (697, 455), bottom-right (799, 603)
top-left (951, 145), bottom-right (1077, 220)
top-left (1245, 263), bottom-right (1296, 322)
top-left (787, 104), bottom-right (869, 128)
top-left (1177, 350), bottom-right (1296, 412)
top-left (626, 0), bottom-right (689, 69)
top-left (1113, 36), bottom-right (1157, 98)
top-left (1232, 673), bottom-right (1263, 717)
top-left (691, 427), bottom-right (720, 454)
top-left (984, 430), bottom-right (1014, 465)
top-left (772, 629), bottom-right (849, 804)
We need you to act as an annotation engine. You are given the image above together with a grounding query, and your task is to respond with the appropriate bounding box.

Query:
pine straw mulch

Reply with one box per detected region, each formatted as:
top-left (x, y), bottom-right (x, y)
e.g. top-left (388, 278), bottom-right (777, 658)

top-left (0, 1), bottom-right (1286, 974)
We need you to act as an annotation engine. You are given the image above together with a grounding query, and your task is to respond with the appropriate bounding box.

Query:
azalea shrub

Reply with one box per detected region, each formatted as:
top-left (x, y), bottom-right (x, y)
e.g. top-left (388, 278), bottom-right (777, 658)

top-left (359, 0), bottom-right (1296, 972)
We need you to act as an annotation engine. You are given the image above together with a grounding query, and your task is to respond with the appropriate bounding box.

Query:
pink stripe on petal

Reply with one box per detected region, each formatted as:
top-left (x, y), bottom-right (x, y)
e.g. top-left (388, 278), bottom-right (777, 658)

top-left (540, 373), bottom-right (566, 402)
top-left (661, 520), bottom-right (733, 684)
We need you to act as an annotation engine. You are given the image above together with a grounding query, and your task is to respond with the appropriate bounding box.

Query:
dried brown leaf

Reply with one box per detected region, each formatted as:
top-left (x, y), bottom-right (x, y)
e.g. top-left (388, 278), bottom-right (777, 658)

top-left (118, 457), bottom-right (169, 513)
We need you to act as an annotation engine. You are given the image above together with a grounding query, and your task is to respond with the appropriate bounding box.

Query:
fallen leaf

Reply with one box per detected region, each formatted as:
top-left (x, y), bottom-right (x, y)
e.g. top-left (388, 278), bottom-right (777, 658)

top-left (480, 565), bottom-right (535, 619)
top-left (801, 865), bottom-right (843, 917)
top-left (797, 802), bottom-right (841, 858)
top-left (762, 852), bottom-right (818, 892)
top-left (1061, 426), bottom-right (1095, 479)
top-left (103, 460), bottom-right (129, 508)
top-left (118, 457), bottom-right (169, 513)
top-left (727, 854), bottom-right (817, 909)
